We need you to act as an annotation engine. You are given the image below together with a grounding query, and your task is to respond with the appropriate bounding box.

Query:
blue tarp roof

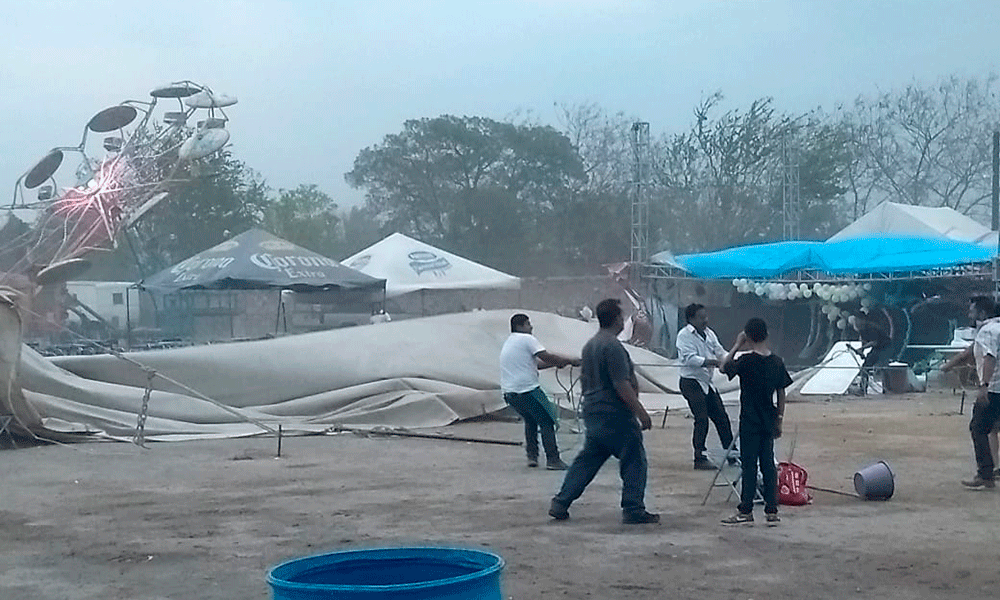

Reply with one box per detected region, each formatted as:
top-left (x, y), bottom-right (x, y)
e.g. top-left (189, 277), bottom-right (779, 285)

top-left (652, 236), bottom-right (995, 279)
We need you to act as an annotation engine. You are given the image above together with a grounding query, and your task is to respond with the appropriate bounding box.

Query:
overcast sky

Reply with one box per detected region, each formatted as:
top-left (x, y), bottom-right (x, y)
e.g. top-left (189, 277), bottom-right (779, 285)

top-left (3, 1), bottom-right (999, 212)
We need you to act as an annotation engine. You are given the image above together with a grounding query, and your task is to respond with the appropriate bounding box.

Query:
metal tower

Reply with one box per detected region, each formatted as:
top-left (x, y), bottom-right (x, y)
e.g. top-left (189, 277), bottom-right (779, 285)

top-left (781, 137), bottom-right (801, 241)
top-left (630, 121), bottom-right (650, 263)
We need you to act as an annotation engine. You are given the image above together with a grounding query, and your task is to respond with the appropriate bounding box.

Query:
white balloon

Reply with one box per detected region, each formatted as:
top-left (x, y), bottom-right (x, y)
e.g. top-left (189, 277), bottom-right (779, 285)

top-left (837, 318), bottom-right (847, 329)
top-left (803, 288), bottom-right (813, 298)
top-left (863, 283), bottom-right (872, 291)
top-left (733, 279), bottom-right (741, 287)
top-left (827, 311), bottom-right (838, 322)
top-left (821, 304), bottom-right (830, 314)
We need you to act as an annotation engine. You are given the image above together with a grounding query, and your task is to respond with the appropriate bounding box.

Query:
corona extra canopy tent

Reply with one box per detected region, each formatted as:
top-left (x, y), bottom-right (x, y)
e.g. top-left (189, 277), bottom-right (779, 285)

top-left (140, 228), bottom-right (385, 293)
top-left (341, 232), bottom-right (520, 298)
top-left (652, 236), bottom-right (994, 280)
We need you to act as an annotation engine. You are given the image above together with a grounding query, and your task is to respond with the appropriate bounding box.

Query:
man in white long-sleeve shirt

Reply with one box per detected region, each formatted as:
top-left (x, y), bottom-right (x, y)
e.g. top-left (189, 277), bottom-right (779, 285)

top-left (676, 303), bottom-right (736, 470)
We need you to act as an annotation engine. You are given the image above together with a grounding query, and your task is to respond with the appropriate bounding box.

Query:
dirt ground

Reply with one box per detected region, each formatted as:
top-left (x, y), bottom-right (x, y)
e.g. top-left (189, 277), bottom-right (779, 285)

top-left (1, 387), bottom-right (999, 599)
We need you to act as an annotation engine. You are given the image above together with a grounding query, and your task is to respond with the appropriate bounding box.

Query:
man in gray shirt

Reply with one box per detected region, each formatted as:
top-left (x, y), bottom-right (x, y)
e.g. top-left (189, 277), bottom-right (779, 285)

top-left (549, 298), bottom-right (659, 524)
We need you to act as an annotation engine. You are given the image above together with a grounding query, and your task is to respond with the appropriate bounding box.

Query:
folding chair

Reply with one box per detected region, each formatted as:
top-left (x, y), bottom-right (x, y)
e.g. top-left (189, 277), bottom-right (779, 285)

top-left (0, 415), bottom-right (18, 449)
top-left (700, 436), bottom-right (764, 506)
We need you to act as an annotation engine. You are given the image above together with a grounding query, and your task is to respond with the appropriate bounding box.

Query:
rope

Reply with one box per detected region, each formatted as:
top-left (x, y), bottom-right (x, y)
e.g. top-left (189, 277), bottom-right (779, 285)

top-left (553, 365), bottom-right (583, 454)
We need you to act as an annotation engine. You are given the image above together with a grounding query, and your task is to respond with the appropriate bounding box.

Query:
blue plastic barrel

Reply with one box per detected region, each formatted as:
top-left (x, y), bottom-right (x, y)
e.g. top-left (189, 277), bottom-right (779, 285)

top-left (266, 547), bottom-right (504, 600)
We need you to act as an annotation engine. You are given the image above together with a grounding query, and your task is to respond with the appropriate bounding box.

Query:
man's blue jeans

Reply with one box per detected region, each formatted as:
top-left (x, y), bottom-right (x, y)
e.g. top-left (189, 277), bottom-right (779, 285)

top-left (504, 389), bottom-right (559, 461)
top-left (552, 413), bottom-right (647, 513)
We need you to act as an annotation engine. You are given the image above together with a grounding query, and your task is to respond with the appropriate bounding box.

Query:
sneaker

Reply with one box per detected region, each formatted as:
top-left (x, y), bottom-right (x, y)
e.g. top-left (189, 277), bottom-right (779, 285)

top-left (765, 513), bottom-right (780, 527)
top-left (961, 476), bottom-right (996, 489)
top-left (622, 510), bottom-right (660, 524)
top-left (721, 512), bottom-right (754, 525)
top-left (526, 458), bottom-right (539, 468)
top-left (693, 459), bottom-right (716, 471)
top-left (546, 459), bottom-right (569, 471)
top-left (727, 455), bottom-right (739, 466)
top-left (548, 500), bottom-right (570, 520)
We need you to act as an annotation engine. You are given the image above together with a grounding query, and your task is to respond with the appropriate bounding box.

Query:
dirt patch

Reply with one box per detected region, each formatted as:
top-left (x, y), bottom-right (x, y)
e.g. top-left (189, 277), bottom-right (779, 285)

top-left (0, 389), bottom-right (997, 599)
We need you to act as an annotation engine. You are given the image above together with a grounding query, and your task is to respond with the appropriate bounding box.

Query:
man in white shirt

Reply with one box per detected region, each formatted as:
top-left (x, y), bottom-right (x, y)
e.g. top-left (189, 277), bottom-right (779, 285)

top-left (962, 303), bottom-right (1000, 488)
top-left (500, 313), bottom-right (581, 470)
top-left (676, 303), bottom-right (736, 470)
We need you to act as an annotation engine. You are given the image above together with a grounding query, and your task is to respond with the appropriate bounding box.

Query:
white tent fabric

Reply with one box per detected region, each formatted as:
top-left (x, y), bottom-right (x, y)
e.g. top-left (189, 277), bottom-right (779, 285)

top-left (341, 233), bottom-right (520, 298)
top-left (828, 201), bottom-right (994, 244)
top-left (799, 341), bottom-right (865, 395)
top-left (8, 311), bottom-right (699, 442)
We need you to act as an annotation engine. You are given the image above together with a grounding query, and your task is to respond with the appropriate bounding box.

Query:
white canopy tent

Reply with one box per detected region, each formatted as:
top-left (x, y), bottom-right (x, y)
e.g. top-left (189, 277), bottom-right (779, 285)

top-left (828, 201), bottom-right (995, 245)
top-left (342, 233), bottom-right (520, 298)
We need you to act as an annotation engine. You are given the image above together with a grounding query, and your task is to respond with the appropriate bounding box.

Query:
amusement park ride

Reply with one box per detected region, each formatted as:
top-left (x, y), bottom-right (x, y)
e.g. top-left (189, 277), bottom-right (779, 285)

top-left (6, 80), bottom-right (236, 290)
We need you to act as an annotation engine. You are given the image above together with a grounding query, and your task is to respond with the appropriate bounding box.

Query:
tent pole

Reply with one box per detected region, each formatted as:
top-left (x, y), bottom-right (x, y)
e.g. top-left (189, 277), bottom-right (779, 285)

top-left (125, 285), bottom-right (132, 351)
top-left (274, 290), bottom-right (283, 335)
top-left (993, 130), bottom-right (999, 296)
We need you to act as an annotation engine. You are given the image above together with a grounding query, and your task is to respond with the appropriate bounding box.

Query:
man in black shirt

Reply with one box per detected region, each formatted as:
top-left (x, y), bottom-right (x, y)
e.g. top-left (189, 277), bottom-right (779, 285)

top-left (549, 298), bottom-right (659, 525)
top-left (720, 318), bottom-right (793, 526)
top-left (854, 315), bottom-right (891, 369)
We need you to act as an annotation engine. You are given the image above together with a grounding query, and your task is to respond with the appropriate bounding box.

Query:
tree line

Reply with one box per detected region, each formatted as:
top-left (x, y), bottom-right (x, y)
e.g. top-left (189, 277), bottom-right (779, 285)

top-left (82, 73), bottom-right (1000, 279)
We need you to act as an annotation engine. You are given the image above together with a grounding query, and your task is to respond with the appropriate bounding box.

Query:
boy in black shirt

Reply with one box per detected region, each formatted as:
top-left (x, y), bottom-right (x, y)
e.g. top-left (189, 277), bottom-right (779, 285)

top-left (720, 318), bottom-right (793, 526)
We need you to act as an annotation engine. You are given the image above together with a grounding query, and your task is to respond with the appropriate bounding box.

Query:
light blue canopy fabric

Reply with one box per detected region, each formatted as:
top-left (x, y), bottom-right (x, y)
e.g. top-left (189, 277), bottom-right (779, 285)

top-left (653, 236), bottom-right (995, 279)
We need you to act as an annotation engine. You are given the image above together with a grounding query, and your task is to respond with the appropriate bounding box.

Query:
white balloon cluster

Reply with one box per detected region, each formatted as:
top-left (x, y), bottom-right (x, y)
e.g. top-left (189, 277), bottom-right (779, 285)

top-left (732, 279), bottom-right (875, 331)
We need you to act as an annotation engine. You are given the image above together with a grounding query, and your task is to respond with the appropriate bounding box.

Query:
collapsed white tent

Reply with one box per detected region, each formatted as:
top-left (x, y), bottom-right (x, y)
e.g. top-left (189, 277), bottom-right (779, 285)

top-left (828, 201), bottom-right (994, 245)
top-left (7, 311), bottom-right (695, 442)
top-left (341, 233), bottom-right (520, 298)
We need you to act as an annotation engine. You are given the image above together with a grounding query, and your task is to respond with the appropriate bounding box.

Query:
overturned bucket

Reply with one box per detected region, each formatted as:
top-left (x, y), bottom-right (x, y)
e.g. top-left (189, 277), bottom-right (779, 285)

top-left (854, 460), bottom-right (895, 500)
top-left (267, 547), bottom-right (504, 600)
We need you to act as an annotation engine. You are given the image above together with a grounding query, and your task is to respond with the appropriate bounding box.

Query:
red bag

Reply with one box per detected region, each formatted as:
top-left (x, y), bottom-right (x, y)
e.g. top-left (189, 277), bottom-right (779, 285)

top-left (778, 461), bottom-right (813, 506)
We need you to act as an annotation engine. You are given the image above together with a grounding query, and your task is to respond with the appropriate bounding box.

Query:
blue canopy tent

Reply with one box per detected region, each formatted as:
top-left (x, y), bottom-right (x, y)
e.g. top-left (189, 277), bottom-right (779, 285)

top-left (651, 236), bottom-right (995, 280)
top-left (644, 236), bottom-right (997, 369)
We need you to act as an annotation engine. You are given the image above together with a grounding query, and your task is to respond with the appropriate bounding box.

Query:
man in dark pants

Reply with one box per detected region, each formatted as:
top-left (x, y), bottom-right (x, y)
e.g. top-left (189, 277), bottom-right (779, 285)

top-left (500, 313), bottom-right (580, 470)
top-left (962, 311), bottom-right (1000, 489)
top-left (549, 298), bottom-right (659, 525)
top-left (676, 303), bottom-right (736, 469)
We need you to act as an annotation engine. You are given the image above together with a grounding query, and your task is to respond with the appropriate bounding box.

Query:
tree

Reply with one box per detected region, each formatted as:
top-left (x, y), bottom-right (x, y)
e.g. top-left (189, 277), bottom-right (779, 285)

top-left (550, 103), bottom-right (636, 269)
top-left (652, 95), bottom-right (849, 252)
top-left (345, 115), bottom-right (586, 274)
top-left (840, 75), bottom-right (1000, 220)
top-left (338, 205), bottom-right (382, 259)
top-left (130, 142), bottom-right (269, 273)
top-left (260, 184), bottom-right (340, 257)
